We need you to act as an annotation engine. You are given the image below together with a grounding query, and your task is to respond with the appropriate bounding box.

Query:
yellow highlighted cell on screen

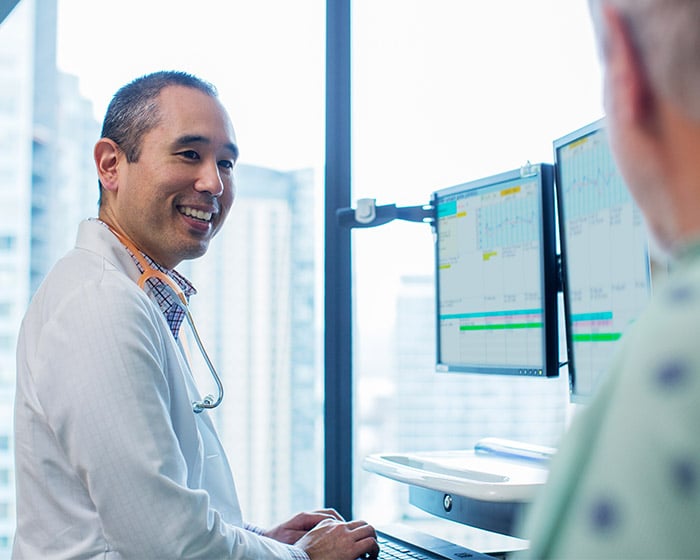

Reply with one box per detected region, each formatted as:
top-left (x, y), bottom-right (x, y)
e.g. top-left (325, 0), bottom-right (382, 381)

top-left (500, 186), bottom-right (521, 196)
top-left (567, 137), bottom-right (588, 149)
top-left (483, 251), bottom-right (498, 261)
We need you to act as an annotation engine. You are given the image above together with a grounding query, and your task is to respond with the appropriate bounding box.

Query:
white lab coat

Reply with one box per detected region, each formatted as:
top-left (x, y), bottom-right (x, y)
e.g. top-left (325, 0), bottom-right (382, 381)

top-left (13, 219), bottom-right (300, 559)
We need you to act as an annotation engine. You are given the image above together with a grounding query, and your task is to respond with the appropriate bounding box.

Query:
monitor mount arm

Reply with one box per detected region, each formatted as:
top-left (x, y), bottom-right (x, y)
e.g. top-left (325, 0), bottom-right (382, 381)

top-left (337, 198), bottom-right (435, 229)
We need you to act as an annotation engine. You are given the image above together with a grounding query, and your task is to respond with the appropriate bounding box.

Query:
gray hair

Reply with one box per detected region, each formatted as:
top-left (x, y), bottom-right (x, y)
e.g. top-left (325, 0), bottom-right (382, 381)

top-left (588, 0), bottom-right (700, 121)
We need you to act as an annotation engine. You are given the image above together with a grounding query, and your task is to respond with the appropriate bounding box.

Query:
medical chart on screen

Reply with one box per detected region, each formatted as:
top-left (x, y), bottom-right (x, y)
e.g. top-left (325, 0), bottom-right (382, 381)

top-left (559, 130), bottom-right (651, 397)
top-left (437, 175), bottom-right (545, 374)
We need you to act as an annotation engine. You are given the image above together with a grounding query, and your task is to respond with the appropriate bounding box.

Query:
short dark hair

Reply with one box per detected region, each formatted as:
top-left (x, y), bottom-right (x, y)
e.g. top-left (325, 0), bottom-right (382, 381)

top-left (101, 70), bottom-right (218, 162)
top-left (97, 71), bottom-right (219, 201)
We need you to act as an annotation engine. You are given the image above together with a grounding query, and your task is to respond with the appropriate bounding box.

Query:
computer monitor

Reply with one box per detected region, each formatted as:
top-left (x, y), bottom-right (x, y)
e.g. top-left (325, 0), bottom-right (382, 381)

top-left (432, 163), bottom-right (559, 377)
top-left (554, 119), bottom-right (652, 402)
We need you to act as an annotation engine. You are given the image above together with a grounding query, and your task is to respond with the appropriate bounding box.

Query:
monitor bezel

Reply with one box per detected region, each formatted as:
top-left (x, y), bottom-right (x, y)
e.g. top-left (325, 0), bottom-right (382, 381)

top-left (431, 163), bottom-right (559, 377)
top-left (553, 118), bottom-right (653, 402)
top-left (552, 120), bottom-right (606, 398)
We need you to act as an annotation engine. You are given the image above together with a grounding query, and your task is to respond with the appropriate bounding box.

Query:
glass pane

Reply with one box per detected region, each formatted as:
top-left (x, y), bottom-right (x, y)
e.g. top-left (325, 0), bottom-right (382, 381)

top-left (1, 0), bottom-right (325, 550)
top-left (351, 0), bottom-right (603, 548)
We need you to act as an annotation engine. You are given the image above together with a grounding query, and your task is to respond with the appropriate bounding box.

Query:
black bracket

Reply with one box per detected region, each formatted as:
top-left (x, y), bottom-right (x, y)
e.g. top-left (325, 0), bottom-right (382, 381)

top-left (556, 253), bottom-right (564, 293)
top-left (337, 198), bottom-right (435, 229)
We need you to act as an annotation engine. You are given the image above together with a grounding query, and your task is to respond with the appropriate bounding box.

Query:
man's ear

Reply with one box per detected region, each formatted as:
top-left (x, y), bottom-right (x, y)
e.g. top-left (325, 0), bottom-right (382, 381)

top-left (602, 4), bottom-right (653, 126)
top-left (94, 138), bottom-right (122, 193)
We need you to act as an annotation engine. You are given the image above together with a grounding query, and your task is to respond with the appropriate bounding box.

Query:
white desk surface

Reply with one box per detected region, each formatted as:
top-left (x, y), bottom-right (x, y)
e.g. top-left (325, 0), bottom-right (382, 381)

top-left (363, 447), bottom-right (549, 503)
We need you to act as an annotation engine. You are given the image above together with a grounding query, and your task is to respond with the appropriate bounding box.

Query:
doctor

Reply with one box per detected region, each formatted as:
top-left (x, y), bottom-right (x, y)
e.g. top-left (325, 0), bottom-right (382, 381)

top-left (13, 71), bottom-right (378, 560)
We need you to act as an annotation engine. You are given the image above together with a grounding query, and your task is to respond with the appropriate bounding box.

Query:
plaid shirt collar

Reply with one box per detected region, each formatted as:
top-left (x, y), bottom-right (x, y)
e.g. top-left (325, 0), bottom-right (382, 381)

top-left (98, 220), bottom-right (197, 339)
top-left (138, 254), bottom-right (197, 340)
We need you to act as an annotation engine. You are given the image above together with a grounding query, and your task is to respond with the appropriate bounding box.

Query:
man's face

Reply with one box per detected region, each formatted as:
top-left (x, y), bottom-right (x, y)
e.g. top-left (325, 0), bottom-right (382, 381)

top-left (109, 85), bottom-right (238, 269)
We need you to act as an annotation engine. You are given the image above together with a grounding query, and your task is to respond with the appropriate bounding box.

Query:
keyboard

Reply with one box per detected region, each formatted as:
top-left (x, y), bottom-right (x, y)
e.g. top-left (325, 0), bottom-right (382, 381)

top-left (378, 535), bottom-right (434, 559)
top-left (375, 525), bottom-right (497, 560)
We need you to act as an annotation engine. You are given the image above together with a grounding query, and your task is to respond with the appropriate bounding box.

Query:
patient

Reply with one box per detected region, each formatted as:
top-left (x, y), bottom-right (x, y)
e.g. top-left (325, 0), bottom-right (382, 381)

top-left (519, 1), bottom-right (700, 557)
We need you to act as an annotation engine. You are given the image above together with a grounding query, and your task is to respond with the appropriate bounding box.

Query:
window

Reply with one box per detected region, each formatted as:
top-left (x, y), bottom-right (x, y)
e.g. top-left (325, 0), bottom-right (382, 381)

top-left (350, 0), bottom-right (603, 536)
top-left (4, 0), bottom-right (607, 553)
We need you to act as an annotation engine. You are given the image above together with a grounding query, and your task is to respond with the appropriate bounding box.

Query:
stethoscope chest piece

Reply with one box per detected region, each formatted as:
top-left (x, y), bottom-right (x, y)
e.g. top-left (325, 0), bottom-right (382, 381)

top-left (193, 394), bottom-right (218, 414)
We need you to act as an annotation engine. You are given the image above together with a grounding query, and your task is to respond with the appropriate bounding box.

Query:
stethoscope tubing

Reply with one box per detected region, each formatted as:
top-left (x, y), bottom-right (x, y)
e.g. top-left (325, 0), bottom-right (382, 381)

top-left (105, 222), bottom-right (225, 414)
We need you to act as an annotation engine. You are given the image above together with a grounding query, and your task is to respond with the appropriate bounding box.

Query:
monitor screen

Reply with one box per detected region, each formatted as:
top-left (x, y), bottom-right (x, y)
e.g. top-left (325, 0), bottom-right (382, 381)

top-left (432, 164), bottom-right (558, 376)
top-left (554, 119), bottom-right (652, 402)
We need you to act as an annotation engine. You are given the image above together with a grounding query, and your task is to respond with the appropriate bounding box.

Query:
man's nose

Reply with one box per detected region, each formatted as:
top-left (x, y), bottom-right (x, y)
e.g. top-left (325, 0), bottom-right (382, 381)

top-left (195, 161), bottom-right (225, 196)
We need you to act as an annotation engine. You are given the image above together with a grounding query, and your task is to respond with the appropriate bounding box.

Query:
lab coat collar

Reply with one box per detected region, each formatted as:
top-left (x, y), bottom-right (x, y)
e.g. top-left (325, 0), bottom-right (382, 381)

top-left (76, 219), bottom-right (143, 286)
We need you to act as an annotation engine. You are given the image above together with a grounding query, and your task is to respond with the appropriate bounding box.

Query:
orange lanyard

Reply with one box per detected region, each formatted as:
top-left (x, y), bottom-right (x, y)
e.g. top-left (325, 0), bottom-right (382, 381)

top-left (106, 226), bottom-right (188, 308)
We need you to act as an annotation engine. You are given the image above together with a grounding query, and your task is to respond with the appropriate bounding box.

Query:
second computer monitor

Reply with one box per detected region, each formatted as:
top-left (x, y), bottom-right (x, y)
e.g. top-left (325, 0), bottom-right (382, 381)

top-left (554, 119), bottom-right (652, 402)
top-left (432, 164), bottom-right (558, 377)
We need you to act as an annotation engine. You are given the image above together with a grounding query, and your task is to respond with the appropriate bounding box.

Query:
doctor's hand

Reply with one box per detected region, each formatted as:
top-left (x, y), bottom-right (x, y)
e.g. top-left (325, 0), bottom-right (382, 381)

top-left (294, 517), bottom-right (379, 560)
top-left (264, 509), bottom-right (345, 544)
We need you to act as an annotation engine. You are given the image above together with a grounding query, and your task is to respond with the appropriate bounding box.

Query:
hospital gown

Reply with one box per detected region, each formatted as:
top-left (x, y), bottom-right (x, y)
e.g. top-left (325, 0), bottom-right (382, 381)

top-left (520, 240), bottom-right (700, 558)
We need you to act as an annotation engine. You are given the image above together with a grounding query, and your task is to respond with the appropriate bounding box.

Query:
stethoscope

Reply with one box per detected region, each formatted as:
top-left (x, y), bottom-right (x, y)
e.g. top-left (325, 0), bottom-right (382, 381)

top-left (107, 224), bottom-right (224, 414)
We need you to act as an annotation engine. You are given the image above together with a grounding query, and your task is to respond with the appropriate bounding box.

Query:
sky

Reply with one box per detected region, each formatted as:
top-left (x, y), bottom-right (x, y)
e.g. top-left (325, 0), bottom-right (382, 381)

top-left (55, 0), bottom-right (606, 332)
top-left (56, 0), bottom-right (326, 172)
top-left (56, 0), bottom-right (603, 177)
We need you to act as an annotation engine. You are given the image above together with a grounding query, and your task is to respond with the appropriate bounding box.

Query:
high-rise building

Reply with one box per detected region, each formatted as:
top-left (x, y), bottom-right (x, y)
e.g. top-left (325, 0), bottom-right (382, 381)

top-left (52, 71), bottom-right (100, 256)
top-left (0, 2), bottom-right (40, 554)
top-left (0, 0), bottom-right (33, 382)
top-left (28, 0), bottom-right (58, 294)
top-left (186, 164), bottom-right (322, 527)
top-left (0, 1), bottom-right (99, 554)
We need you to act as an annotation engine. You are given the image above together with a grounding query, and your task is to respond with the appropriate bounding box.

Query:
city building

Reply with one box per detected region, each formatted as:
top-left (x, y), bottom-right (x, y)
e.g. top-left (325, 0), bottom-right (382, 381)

top-left (185, 164), bottom-right (322, 527)
top-left (0, 1), bottom-right (43, 553)
top-left (0, 0), bottom-right (99, 553)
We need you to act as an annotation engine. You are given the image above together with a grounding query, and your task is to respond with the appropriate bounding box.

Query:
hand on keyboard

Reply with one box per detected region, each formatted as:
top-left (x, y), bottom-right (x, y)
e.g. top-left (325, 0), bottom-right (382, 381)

top-left (295, 517), bottom-right (379, 560)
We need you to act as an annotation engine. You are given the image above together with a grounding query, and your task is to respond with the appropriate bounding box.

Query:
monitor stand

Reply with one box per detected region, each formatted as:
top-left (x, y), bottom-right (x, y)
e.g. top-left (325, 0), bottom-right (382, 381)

top-left (363, 437), bottom-right (554, 537)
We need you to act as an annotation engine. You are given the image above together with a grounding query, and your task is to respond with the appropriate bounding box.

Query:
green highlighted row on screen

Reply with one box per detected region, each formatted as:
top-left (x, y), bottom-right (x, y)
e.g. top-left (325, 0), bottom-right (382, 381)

top-left (572, 332), bottom-right (622, 342)
top-left (459, 322), bottom-right (542, 331)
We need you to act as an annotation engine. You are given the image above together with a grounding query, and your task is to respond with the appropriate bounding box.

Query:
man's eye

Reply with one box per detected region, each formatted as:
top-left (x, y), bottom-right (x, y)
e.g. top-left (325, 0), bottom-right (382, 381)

top-left (180, 150), bottom-right (200, 160)
top-left (218, 160), bottom-right (234, 170)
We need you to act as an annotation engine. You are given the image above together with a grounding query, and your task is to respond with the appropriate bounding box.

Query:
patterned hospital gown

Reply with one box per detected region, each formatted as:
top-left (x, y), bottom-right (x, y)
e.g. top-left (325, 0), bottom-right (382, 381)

top-left (519, 241), bottom-right (700, 559)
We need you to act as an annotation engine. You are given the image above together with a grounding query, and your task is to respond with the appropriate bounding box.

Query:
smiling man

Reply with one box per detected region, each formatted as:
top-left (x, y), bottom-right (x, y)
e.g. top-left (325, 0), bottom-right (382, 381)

top-left (96, 81), bottom-right (237, 269)
top-left (13, 71), bottom-right (378, 560)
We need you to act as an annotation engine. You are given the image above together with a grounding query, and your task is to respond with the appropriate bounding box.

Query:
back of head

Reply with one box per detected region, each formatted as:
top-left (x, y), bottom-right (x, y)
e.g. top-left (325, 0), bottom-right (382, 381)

top-left (589, 0), bottom-right (700, 122)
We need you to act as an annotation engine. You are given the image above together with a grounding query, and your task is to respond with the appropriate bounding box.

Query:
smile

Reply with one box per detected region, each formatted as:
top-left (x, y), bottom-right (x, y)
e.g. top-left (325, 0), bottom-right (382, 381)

top-left (178, 206), bottom-right (213, 222)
